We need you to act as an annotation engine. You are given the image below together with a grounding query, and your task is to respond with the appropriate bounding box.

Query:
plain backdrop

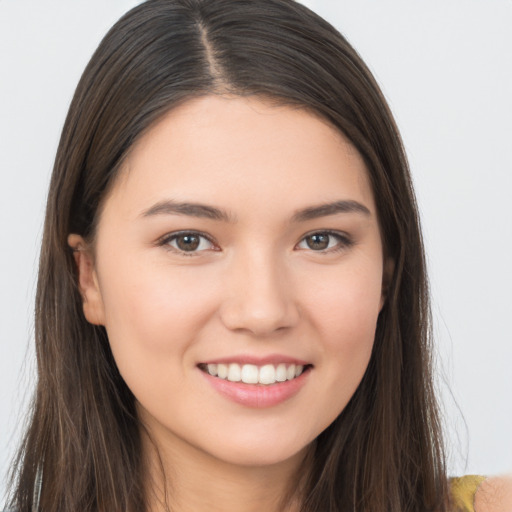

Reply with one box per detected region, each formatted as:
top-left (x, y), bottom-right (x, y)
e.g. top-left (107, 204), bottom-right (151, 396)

top-left (1, 0), bottom-right (511, 501)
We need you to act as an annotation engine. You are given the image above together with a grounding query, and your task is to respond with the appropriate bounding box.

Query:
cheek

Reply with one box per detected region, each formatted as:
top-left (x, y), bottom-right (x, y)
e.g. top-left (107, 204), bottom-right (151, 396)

top-left (305, 262), bottom-right (383, 347)
top-left (302, 260), bottom-right (382, 408)
top-left (95, 261), bottom-right (223, 414)
top-left (309, 276), bottom-right (381, 414)
top-left (97, 258), bottom-right (218, 363)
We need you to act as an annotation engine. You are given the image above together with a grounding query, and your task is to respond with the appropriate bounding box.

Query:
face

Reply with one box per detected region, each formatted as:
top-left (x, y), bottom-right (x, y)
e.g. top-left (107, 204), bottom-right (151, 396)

top-left (71, 95), bottom-right (388, 469)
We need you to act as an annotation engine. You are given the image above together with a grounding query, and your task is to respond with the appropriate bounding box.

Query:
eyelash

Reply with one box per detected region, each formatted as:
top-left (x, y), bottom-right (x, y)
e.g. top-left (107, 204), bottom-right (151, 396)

top-left (157, 231), bottom-right (217, 257)
top-left (157, 230), bottom-right (353, 257)
top-left (296, 230), bottom-right (353, 254)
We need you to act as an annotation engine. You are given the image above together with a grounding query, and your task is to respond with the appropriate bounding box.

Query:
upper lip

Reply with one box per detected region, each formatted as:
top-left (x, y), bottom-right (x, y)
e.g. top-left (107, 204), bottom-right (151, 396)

top-left (198, 354), bottom-right (311, 366)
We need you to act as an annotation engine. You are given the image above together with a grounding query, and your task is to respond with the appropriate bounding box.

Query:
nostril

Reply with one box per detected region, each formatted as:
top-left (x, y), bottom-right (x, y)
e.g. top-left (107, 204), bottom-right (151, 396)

top-left (219, 303), bottom-right (300, 336)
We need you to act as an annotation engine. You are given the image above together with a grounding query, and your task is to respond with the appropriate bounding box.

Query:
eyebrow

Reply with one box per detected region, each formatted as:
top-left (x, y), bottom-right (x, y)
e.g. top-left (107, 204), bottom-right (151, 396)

top-left (141, 200), bottom-right (237, 223)
top-left (141, 199), bottom-right (371, 223)
top-left (293, 200), bottom-right (371, 222)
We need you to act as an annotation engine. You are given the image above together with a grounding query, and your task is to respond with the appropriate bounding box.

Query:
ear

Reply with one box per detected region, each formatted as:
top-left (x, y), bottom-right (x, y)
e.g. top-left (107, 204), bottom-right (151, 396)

top-left (379, 256), bottom-right (395, 311)
top-left (68, 234), bottom-right (106, 326)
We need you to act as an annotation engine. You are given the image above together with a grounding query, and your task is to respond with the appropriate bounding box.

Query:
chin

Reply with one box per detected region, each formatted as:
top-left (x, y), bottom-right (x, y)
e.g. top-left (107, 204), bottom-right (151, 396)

top-left (199, 431), bottom-right (314, 469)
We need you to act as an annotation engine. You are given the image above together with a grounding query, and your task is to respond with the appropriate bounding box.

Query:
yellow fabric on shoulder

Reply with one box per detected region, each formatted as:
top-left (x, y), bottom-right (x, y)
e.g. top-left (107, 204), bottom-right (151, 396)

top-left (450, 475), bottom-right (487, 511)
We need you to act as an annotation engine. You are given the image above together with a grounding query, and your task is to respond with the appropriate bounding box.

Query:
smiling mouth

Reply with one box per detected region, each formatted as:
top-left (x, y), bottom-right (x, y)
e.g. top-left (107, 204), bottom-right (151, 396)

top-left (198, 362), bottom-right (312, 386)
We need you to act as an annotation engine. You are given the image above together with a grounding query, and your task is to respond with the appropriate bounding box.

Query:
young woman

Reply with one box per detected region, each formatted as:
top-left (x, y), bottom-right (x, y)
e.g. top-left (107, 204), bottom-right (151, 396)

top-left (4, 1), bottom-right (511, 511)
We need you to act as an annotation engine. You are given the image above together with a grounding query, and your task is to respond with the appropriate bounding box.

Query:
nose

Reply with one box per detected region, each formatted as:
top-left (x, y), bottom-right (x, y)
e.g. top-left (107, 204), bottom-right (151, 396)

top-left (219, 250), bottom-right (300, 337)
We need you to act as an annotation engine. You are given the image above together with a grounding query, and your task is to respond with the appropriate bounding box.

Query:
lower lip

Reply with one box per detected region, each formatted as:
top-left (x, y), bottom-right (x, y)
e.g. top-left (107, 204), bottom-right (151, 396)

top-left (199, 367), bottom-right (311, 408)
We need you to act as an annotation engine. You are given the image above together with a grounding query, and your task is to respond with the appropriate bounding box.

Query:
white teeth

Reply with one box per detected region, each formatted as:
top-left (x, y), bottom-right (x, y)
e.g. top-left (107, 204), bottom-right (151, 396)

top-left (227, 363), bottom-right (242, 382)
top-left (203, 362), bottom-right (307, 385)
top-left (275, 363), bottom-right (287, 382)
top-left (241, 364), bottom-right (259, 384)
top-left (217, 363), bottom-right (228, 379)
top-left (259, 364), bottom-right (276, 385)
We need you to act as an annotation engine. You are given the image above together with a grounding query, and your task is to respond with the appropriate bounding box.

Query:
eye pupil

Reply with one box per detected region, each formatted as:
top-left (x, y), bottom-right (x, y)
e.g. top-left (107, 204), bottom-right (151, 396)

top-left (177, 235), bottom-right (200, 251)
top-left (307, 233), bottom-right (329, 250)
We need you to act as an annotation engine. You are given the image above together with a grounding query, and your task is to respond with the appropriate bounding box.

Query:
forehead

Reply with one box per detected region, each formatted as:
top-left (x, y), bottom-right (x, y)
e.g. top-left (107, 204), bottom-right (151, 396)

top-left (105, 95), bottom-right (376, 222)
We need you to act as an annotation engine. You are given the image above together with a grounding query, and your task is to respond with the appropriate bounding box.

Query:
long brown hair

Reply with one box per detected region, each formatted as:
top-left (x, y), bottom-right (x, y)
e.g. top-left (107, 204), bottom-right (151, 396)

top-left (7, 1), bottom-right (448, 510)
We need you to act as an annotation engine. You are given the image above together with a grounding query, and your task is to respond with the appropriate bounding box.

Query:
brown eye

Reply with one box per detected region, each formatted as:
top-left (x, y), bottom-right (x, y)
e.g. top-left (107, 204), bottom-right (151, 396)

top-left (160, 231), bottom-right (215, 256)
top-left (297, 231), bottom-right (353, 254)
top-left (305, 233), bottom-right (330, 250)
top-left (175, 234), bottom-right (201, 251)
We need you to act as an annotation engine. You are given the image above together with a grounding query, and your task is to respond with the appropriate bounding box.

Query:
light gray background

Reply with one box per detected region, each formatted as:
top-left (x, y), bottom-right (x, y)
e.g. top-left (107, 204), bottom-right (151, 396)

top-left (1, 0), bottom-right (511, 501)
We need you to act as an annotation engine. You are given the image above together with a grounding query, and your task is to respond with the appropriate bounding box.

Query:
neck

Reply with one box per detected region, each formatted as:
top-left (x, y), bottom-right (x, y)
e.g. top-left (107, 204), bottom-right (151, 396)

top-left (141, 426), bottom-right (311, 512)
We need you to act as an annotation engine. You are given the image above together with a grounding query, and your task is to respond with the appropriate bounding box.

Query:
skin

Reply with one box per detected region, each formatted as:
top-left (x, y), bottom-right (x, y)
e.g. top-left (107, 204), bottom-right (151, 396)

top-left (475, 476), bottom-right (512, 512)
top-left (69, 95), bottom-right (391, 512)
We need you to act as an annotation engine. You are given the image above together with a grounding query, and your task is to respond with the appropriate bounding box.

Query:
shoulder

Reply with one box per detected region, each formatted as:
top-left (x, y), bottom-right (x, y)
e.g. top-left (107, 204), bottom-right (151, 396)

top-left (450, 475), bottom-right (487, 511)
top-left (474, 475), bottom-right (512, 512)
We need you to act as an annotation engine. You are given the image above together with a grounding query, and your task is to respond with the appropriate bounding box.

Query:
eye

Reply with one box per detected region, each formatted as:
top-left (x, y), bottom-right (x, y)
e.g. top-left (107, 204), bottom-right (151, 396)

top-left (158, 231), bottom-right (216, 256)
top-left (296, 230), bottom-right (352, 254)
